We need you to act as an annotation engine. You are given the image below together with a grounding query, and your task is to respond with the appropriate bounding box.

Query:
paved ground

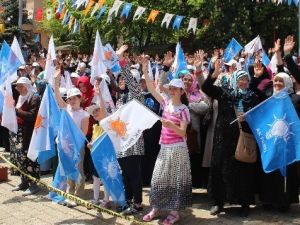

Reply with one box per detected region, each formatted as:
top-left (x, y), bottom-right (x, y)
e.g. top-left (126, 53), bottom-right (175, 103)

top-left (1, 150), bottom-right (300, 225)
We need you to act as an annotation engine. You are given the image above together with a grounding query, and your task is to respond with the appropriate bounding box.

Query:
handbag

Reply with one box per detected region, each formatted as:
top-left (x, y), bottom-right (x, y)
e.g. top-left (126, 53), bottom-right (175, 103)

top-left (235, 129), bottom-right (257, 163)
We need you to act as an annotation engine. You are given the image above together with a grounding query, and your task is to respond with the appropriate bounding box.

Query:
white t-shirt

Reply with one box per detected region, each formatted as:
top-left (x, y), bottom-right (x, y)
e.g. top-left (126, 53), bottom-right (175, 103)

top-left (66, 105), bottom-right (89, 130)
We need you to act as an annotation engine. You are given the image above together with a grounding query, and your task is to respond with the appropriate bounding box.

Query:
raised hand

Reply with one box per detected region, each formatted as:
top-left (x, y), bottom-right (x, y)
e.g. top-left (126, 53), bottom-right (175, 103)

top-left (273, 39), bottom-right (281, 53)
top-left (284, 35), bottom-right (295, 55)
top-left (194, 50), bottom-right (205, 69)
top-left (116, 44), bottom-right (129, 56)
top-left (163, 51), bottom-right (174, 67)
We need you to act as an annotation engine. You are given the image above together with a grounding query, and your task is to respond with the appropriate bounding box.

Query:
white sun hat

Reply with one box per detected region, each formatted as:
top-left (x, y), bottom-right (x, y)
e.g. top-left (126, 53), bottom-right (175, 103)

top-left (66, 88), bottom-right (82, 99)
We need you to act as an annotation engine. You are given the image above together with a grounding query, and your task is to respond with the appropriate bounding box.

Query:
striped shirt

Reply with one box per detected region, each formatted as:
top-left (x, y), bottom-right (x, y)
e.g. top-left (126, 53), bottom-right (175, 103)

top-left (160, 97), bottom-right (190, 145)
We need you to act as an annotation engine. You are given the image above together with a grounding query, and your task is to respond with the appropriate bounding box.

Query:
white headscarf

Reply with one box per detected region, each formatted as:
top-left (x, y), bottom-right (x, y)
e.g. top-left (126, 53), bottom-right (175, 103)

top-left (273, 72), bottom-right (293, 95)
top-left (15, 77), bottom-right (36, 109)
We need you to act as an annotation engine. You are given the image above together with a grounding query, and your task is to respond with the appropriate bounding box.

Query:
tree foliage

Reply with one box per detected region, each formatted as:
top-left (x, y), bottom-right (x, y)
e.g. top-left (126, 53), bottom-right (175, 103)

top-left (40, 0), bottom-right (298, 54)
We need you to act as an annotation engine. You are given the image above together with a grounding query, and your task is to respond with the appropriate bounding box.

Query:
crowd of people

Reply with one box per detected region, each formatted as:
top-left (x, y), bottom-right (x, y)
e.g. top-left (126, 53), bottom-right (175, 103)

top-left (0, 35), bottom-right (300, 225)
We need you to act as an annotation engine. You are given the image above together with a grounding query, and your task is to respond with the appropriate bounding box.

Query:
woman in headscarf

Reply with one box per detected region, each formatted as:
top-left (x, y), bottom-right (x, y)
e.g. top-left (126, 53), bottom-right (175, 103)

top-left (258, 72), bottom-right (299, 211)
top-left (10, 77), bottom-right (41, 196)
top-left (202, 59), bottom-right (259, 217)
top-left (77, 75), bottom-right (96, 181)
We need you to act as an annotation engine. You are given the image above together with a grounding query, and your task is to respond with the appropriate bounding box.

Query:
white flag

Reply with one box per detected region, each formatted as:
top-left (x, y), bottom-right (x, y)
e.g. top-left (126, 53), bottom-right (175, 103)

top-left (76, 0), bottom-right (88, 9)
top-left (107, 0), bottom-right (123, 23)
top-left (11, 36), bottom-right (25, 65)
top-left (133, 6), bottom-right (146, 20)
top-left (1, 80), bottom-right (18, 133)
top-left (28, 9), bottom-right (34, 20)
top-left (44, 36), bottom-right (56, 86)
top-left (90, 30), bottom-right (107, 85)
top-left (100, 99), bottom-right (159, 152)
top-left (187, 18), bottom-right (198, 34)
top-left (161, 13), bottom-right (174, 28)
top-left (100, 79), bottom-right (116, 114)
top-left (269, 53), bottom-right (278, 74)
top-left (91, 3), bottom-right (100, 16)
top-left (244, 35), bottom-right (263, 55)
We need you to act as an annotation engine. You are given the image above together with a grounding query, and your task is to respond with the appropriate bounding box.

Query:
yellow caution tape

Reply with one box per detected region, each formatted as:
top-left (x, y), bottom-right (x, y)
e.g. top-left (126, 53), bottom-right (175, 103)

top-left (0, 154), bottom-right (149, 225)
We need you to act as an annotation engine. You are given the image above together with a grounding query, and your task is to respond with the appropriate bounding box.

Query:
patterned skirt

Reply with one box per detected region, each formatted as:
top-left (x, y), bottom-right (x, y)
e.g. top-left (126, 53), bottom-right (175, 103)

top-left (9, 127), bottom-right (40, 180)
top-left (150, 144), bottom-right (192, 210)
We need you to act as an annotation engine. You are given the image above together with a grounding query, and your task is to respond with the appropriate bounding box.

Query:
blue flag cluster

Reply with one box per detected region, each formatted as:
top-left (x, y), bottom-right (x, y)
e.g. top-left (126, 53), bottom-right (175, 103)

top-left (223, 38), bottom-right (243, 63)
top-left (0, 41), bottom-right (22, 85)
top-left (91, 133), bottom-right (126, 207)
top-left (58, 110), bottom-right (86, 182)
top-left (245, 90), bottom-right (300, 176)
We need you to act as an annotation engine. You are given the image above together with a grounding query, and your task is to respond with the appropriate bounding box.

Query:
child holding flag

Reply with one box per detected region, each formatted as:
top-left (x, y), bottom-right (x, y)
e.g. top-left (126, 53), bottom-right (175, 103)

top-left (141, 56), bottom-right (192, 225)
top-left (86, 79), bottom-right (111, 208)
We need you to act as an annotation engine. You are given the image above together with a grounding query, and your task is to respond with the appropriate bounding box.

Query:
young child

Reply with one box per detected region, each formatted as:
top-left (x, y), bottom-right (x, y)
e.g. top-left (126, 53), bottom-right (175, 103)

top-left (54, 69), bottom-right (89, 207)
top-left (86, 79), bottom-right (111, 208)
top-left (141, 57), bottom-right (192, 225)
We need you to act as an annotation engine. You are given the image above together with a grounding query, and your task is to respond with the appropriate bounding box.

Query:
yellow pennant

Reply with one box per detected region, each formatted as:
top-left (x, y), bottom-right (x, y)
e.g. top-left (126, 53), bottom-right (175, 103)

top-left (83, 0), bottom-right (95, 16)
top-left (69, 16), bottom-right (75, 30)
top-left (98, 0), bottom-right (106, 8)
top-left (147, 10), bottom-right (159, 23)
top-left (0, 23), bottom-right (5, 33)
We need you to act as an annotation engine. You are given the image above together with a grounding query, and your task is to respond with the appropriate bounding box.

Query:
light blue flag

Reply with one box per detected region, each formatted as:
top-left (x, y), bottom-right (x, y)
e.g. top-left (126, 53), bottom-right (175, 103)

top-left (223, 38), bottom-right (243, 63)
top-left (245, 90), bottom-right (300, 176)
top-left (288, 0), bottom-right (293, 5)
top-left (56, 0), bottom-right (64, 13)
top-left (103, 43), bottom-right (121, 74)
top-left (28, 85), bottom-right (61, 164)
top-left (91, 133), bottom-right (126, 207)
top-left (34, 34), bottom-right (40, 43)
top-left (261, 51), bottom-right (270, 67)
top-left (293, 0), bottom-right (299, 5)
top-left (96, 6), bottom-right (107, 20)
top-left (73, 19), bottom-right (80, 33)
top-left (0, 41), bottom-right (22, 85)
top-left (171, 43), bottom-right (188, 79)
top-left (62, 11), bottom-right (70, 25)
top-left (172, 15), bottom-right (184, 30)
top-left (120, 3), bottom-right (132, 19)
top-left (49, 163), bottom-right (67, 203)
top-left (58, 110), bottom-right (86, 182)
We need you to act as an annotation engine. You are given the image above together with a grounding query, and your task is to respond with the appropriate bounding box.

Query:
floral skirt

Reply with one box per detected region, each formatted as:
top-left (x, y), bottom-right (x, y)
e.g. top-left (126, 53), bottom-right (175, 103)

top-left (9, 127), bottom-right (40, 182)
top-left (150, 144), bottom-right (192, 210)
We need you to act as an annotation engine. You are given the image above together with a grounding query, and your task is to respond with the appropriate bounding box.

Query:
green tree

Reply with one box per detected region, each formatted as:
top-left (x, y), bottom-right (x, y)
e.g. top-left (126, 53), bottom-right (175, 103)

top-left (40, 0), bottom-right (298, 54)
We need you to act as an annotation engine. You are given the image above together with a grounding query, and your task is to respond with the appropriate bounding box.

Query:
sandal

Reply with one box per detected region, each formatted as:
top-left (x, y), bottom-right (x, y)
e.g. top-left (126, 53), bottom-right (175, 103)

top-left (163, 213), bottom-right (180, 225)
top-left (142, 209), bottom-right (160, 222)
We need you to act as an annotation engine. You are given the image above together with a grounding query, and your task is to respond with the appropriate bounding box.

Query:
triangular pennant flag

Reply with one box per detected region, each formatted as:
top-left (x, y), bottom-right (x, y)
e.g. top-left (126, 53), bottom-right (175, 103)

top-left (120, 3), bottom-right (132, 19)
top-left (172, 15), bottom-right (184, 30)
top-left (83, 0), bottom-right (95, 16)
top-left (133, 6), bottom-right (146, 20)
top-left (73, 19), bottom-right (80, 33)
top-left (107, 0), bottom-right (123, 23)
top-left (96, 6), bottom-right (107, 20)
top-left (147, 10), bottom-right (159, 23)
top-left (28, 9), bottom-right (34, 20)
top-left (187, 18), bottom-right (198, 34)
top-left (161, 13), bottom-right (174, 28)
top-left (62, 10), bottom-right (70, 25)
top-left (69, 16), bottom-right (75, 30)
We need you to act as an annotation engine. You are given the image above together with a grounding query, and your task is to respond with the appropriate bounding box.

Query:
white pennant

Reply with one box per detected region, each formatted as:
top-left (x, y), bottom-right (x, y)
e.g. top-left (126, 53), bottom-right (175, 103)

top-left (133, 6), bottom-right (146, 20)
top-left (161, 13), bottom-right (174, 28)
top-left (90, 3), bottom-right (100, 16)
top-left (187, 18), bottom-right (198, 34)
top-left (76, 0), bottom-right (88, 9)
top-left (107, 0), bottom-right (123, 23)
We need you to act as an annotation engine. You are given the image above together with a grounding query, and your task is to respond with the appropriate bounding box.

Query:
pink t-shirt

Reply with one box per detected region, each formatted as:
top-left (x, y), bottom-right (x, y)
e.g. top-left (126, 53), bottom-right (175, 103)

top-left (160, 97), bottom-right (190, 145)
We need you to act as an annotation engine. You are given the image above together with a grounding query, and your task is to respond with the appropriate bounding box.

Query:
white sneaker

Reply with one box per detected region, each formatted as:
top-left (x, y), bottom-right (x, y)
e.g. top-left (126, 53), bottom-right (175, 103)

top-left (65, 199), bottom-right (77, 207)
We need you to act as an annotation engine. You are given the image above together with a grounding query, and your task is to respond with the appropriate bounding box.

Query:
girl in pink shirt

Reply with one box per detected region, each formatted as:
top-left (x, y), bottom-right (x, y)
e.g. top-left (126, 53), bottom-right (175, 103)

top-left (141, 57), bottom-right (192, 225)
